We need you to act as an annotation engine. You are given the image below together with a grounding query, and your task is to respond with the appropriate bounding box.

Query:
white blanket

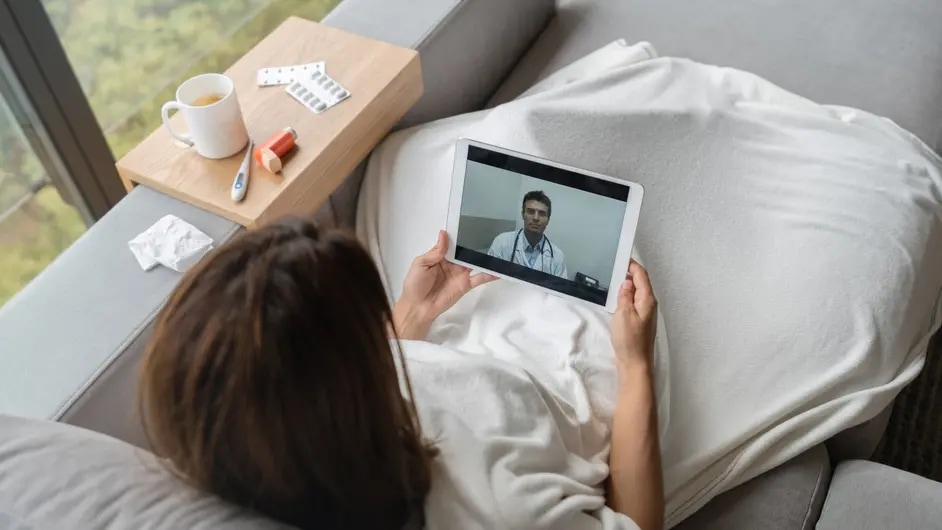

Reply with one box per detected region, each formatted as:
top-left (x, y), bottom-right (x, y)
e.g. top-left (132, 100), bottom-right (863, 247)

top-left (359, 42), bottom-right (942, 528)
top-left (401, 339), bottom-right (645, 530)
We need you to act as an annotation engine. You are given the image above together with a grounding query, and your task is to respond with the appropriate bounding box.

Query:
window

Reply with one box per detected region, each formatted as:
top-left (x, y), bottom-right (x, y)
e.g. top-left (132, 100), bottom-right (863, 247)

top-left (0, 0), bottom-right (342, 306)
top-left (43, 0), bottom-right (343, 159)
top-left (0, 59), bottom-right (86, 305)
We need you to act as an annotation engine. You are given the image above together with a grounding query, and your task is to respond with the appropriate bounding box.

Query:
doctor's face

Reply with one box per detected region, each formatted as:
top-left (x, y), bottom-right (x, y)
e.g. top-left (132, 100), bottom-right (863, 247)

top-left (522, 200), bottom-right (550, 235)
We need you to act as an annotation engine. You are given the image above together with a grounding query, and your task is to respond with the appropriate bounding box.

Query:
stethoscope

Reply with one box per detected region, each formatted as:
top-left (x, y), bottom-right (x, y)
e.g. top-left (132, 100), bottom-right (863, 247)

top-left (510, 228), bottom-right (555, 271)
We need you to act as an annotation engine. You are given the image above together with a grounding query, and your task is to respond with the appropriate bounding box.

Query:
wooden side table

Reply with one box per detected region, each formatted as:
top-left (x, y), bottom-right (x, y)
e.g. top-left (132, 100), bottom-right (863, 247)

top-left (116, 17), bottom-right (422, 228)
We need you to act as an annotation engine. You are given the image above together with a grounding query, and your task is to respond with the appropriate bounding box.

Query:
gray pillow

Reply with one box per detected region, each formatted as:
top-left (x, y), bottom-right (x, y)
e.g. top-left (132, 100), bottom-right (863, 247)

top-left (0, 414), bottom-right (291, 529)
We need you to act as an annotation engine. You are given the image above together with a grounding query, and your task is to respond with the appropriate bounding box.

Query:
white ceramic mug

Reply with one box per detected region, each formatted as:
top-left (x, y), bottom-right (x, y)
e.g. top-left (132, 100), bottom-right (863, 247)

top-left (161, 73), bottom-right (249, 159)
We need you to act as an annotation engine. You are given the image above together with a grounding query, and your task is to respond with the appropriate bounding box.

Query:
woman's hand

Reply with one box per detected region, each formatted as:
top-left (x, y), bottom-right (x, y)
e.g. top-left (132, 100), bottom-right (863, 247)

top-left (611, 260), bottom-right (658, 373)
top-left (607, 260), bottom-right (664, 530)
top-left (393, 230), bottom-right (497, 340)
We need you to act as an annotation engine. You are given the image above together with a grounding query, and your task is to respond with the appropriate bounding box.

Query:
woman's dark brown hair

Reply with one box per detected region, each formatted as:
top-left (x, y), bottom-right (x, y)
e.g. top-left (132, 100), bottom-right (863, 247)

top-left (139, 217), bottom-right (434, 529)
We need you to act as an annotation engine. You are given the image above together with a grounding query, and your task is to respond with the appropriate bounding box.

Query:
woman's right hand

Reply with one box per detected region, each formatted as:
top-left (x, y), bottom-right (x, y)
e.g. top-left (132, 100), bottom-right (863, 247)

top-left (394, 230), bottom-right (496, 340)
top-left (611, 260), bottom-right (658, 372)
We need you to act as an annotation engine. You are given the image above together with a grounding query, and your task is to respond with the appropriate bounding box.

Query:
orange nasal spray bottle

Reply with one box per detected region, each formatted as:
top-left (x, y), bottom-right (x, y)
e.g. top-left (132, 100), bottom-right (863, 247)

top-left (254, 127), bottom-right (298, 173)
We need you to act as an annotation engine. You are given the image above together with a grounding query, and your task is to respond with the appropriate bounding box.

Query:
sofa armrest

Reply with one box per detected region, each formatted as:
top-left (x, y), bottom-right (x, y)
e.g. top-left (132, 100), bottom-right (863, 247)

top-left (0, 187), bottom-right (242, 447)
top-left (0, 0), bottom-right (556, 446)
top-left (817, 461), bottom-right (942, 530)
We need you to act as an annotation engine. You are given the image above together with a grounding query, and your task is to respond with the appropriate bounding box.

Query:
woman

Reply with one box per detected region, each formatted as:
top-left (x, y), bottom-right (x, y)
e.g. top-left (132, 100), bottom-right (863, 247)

top-left (139, 217), bottom-right (663, 530)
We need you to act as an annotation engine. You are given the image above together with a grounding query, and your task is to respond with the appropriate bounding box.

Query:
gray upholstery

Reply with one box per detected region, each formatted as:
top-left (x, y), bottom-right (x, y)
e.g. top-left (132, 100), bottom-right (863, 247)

top-left (0, 414), bottom-right (289, 529)
top-left (325, 0), bottom-right (555, 226)
top-left (674, 445), bottom-right (831, 530)
top-left (817, 460), bottom-right (942, 530)
top-left (0, 186), bottom-right (241, 446)
top-left (328, 0), bottom-right (553, 130)
top-left (825, 403), bottom-right (893, 463)
top-left (0, 0), bottom-right (558, 448)
top-left (490, 0), bottom-right (942, 151)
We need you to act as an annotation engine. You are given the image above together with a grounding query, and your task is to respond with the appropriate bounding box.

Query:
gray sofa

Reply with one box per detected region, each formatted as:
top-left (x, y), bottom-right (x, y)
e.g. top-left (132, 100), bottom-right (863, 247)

top-left (2, 0), bottom-right (942, 528)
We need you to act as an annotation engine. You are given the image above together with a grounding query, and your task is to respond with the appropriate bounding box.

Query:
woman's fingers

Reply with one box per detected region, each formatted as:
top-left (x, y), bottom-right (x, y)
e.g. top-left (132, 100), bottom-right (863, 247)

top-left (470, 272), bottom-right (498, 289)
top-left (440, 254), bottom-right (495, 290)
top-left (416, 230), bottom-right (448, 267)
top-left (628, 260), bottom-right (656, 314)
top-left (618, 273), bottom-right (636, 313)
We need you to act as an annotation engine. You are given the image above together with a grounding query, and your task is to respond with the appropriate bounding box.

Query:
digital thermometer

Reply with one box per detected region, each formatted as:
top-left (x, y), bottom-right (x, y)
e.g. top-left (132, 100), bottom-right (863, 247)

top-left (231, 139), bottom-right (254, 202)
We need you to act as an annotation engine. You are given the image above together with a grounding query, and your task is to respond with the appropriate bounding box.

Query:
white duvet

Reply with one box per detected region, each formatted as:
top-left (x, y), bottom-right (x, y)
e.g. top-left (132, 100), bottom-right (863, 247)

top-left (357, 42), bottom-right (942, 528)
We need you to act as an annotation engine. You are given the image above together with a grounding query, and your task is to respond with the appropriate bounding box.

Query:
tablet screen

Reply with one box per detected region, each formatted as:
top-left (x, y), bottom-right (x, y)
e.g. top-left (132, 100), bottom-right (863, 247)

top-left (454, 145), bottom-right (630, 306)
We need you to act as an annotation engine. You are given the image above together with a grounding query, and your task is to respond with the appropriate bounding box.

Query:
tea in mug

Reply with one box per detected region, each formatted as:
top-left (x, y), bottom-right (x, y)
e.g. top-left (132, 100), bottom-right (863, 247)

top-left (192, 93), bottom-right (224, 107)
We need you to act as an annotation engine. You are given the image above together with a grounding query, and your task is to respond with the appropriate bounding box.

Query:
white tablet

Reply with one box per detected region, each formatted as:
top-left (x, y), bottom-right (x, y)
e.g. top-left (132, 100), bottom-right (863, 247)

top-left (446, 138), bottom-right (644, 313)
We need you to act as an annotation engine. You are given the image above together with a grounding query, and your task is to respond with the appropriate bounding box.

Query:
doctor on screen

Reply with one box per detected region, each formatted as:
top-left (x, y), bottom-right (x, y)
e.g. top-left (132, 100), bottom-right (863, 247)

top-left (487, 190), bottom-right (569, 279)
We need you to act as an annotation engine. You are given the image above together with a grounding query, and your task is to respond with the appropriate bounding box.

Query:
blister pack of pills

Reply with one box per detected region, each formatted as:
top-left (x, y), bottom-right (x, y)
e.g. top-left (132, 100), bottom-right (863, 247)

top-left (285, 69), bottom-right (350, 114)
top-left (256, 61), bottom-right (325, 87)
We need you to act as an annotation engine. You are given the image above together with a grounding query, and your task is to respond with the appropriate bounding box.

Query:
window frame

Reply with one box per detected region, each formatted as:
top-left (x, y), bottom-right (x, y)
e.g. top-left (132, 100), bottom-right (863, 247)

top-left (0, 0), bottom-right (125, 221)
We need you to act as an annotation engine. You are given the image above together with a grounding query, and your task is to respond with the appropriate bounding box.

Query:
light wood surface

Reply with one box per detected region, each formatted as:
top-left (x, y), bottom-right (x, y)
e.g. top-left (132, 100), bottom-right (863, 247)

top-left (116, 17), bottom-right (422, 228)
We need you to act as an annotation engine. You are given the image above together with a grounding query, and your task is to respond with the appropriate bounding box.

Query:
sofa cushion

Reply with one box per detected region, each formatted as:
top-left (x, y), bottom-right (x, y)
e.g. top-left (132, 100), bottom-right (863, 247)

top-left (817, 460), bottom-right (942, 530)
top-left (491, 0), bottom-right (942, 151)
top-left (0, 414), bottom-right (288, 529)
top-left (673, 445), bottom-right (831, 530)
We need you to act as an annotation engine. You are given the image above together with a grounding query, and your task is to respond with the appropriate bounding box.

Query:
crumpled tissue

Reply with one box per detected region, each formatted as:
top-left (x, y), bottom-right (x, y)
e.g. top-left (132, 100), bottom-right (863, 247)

top-left (128, 214), bottom-right (214, 272)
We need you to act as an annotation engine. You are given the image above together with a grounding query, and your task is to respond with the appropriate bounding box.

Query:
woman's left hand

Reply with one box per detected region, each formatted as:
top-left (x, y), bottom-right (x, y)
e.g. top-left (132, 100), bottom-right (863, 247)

top-left (393, 230), bottom-right (497, 340)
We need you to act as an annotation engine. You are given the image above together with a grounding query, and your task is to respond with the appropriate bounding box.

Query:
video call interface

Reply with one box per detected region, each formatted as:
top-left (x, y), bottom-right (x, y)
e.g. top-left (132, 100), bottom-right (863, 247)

top-left (455, 145), bottom-right (630, 306)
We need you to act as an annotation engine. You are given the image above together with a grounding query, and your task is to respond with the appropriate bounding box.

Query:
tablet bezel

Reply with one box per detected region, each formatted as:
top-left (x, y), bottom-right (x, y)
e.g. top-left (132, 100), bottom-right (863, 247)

top-left (445, 138), bottom-right (644, 313)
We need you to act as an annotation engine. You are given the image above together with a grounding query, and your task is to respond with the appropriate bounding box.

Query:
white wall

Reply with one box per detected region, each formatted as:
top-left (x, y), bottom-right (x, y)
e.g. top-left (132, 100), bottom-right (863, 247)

top-left (460, 162), bottom-right (519, 220)
top-left (459, 162), bottom-right (626, 288)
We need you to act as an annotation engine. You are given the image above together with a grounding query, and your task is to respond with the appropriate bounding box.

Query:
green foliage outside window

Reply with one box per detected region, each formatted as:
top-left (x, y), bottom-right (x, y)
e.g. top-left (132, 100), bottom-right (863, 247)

top-left (0, 0), bottom-right (341, 305)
